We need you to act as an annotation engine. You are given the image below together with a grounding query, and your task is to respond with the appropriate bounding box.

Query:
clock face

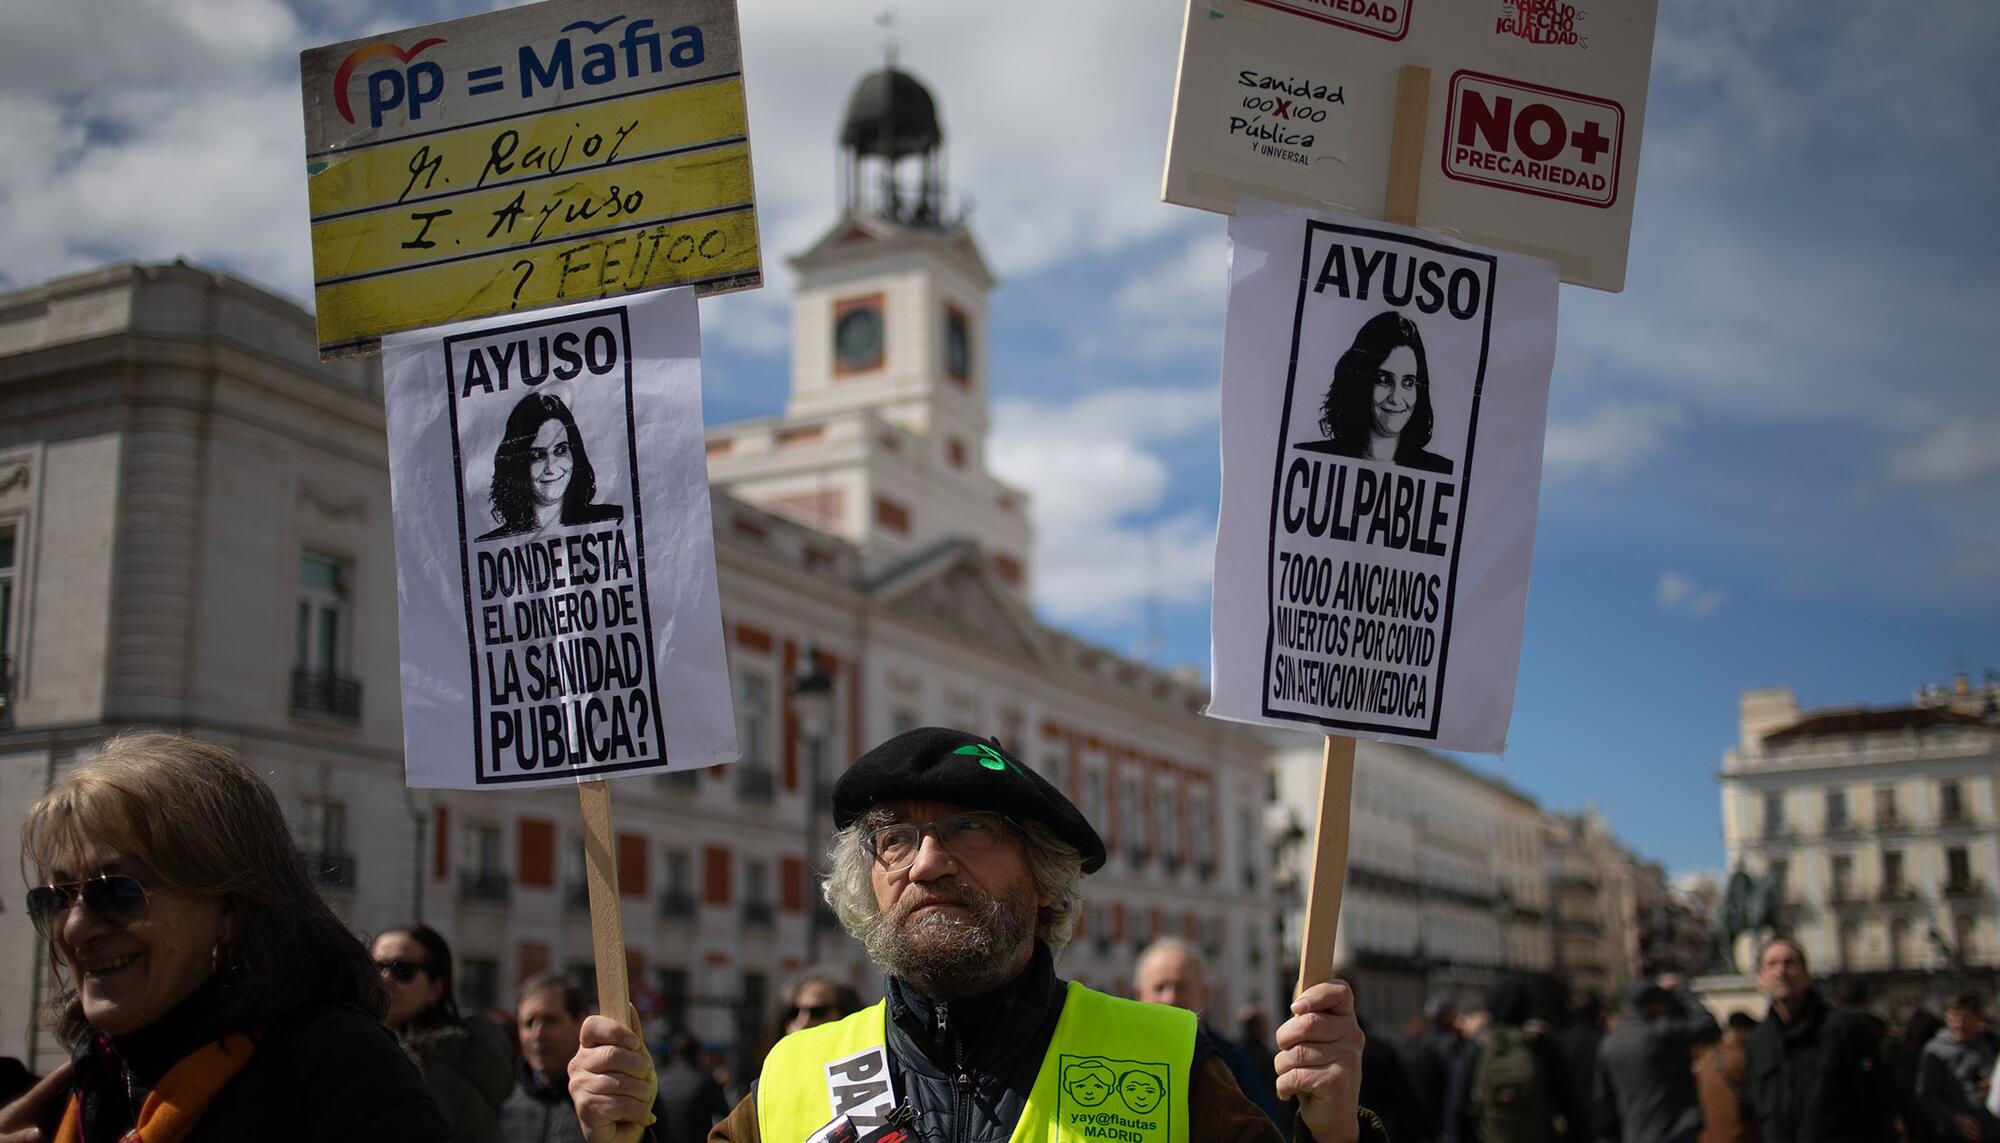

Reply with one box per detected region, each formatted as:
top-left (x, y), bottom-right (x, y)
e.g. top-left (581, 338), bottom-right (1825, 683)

top-left (945, 309), bottom-right (971, 381)
top-left (834, 304), bottom-right (884, 372)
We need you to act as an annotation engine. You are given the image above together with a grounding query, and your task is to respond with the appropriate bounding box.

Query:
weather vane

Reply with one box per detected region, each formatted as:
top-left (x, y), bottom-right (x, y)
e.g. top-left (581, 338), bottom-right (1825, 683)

top-left (876, 7), bottom-right (899, 68)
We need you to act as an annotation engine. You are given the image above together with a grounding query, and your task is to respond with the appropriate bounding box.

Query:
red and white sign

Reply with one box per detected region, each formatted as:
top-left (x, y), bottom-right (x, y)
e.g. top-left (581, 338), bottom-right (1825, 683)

top-left (1443, 72), bottom-right (1621, 208)
top-left (1244, 0), bottom-right (1413, 41)
top-left (1162, 0), bottom-right (1659, 291)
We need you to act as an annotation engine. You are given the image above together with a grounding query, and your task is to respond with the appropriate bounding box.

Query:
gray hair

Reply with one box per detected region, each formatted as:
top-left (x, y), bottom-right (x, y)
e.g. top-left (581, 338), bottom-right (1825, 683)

top-left (822, 809), bottom-right (1086, 955)
top-left (1136, 936), bottom-right (1207, 978)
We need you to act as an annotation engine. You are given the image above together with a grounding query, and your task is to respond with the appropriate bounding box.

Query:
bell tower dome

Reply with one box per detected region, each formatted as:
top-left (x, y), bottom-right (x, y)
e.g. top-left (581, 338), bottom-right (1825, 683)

top-left (705, 57), bottom-right (1031, 600)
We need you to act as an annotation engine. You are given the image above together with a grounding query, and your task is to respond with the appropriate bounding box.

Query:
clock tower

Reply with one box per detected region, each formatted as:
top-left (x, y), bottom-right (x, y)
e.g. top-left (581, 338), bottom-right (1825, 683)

top-left (704, 64), bottom-right (1033, 598)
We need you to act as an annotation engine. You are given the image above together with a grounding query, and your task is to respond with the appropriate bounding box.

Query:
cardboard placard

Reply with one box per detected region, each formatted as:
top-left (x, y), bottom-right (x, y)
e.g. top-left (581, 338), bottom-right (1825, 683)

top-left (1163, 0), bottom-right (1658, 290)
top-left (1208, 200), bottom-right (1557, 752)
top-left (382, 286), bottom-right (736, 788)
top-left (301, 0), bottom-right (762, 357)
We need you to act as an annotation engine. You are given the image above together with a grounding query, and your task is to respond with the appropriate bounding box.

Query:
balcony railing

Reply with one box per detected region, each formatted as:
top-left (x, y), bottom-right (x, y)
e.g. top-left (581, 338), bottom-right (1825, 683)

top-left (658, 890), bottom-right (696, 918)
top-left (301, 850), bottom-right (356, 890)
top-left (1944, 879), bottom-right (1987, 899)
top-left (1874, 813), bottom-right (1910, 834)
top-left (1940, 809), bottom-right (1974, 828)
top-left (459, 871), bottom-right (511, 903)
top-left (1822, 819), bottom-right (1857, 837)
top-left (1878, 884), bottom-right (1918, 902)
top-left (1761, 822), bottom-right (1793, 840)
top-left (737, 767), bottom-right (774, 802)
top-left (290, 668), bottom-right (362, 723)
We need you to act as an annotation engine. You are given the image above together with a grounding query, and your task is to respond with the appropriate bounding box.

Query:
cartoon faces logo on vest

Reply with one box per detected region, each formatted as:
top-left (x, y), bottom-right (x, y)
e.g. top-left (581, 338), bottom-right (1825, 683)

top-left (1059, 1055), bottom-right (1171, 1138)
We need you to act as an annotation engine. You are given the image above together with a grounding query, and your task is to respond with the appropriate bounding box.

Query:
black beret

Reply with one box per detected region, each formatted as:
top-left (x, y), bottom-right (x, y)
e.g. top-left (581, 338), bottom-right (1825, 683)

top-left (831, 727), bottom-right (1107, 873)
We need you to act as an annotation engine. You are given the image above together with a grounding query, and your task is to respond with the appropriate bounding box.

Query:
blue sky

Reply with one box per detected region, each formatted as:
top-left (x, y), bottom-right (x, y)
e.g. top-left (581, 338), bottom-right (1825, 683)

top-left (3, 0), bottom-right (1995, 876)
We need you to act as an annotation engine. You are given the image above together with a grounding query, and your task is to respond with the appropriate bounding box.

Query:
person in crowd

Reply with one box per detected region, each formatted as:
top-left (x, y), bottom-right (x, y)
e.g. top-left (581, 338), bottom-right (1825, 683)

top-left (374, 924), bottom-right (513, 1143)
top-left (1693, 1011), bottom-right (1758, 1143)
top-left (1592, 974), bottom-right (1719, 1143)
top-left (1239, 1005), bottom-right (1296, 1135)
top-left (1335, 974), bottom-right (1424, 1143)
top-left (1551, 991), bottom-right (1607, 1143)
top-left (568, 727), bottom-right (1384, 1142)
top-left (502, 974), bottom-right (596, 1143)
top-left (1743, 936), bottom-right (1897, 1142)
top-left (0, 732), bottom-right (449, 1141)
top-left (1453, 973), bottom-right (1569, 1142)
top-left (1298, 310), bottom-right (1455, 473)
top-left (477, 392), bottom-right (624, 540)
top-left (1917, 991), bottom-right (2000, 1142)
top-left (1134, 937), bottom-right (1286, 1128)
top-left (1406, 993), bottom-right (1466, 1142)
top-left (655, 1033), bottom-right (731, 1143)
top-left (772, 970), bottom-right (862, 1039)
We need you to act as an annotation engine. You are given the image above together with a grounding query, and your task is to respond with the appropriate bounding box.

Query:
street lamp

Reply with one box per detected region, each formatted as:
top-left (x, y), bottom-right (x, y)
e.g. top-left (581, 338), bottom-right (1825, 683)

top-left (791, 647), bottom-right (836, 963)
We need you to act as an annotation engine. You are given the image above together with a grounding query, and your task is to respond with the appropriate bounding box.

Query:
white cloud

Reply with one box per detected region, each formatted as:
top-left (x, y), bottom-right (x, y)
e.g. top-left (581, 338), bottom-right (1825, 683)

top-left (1541, 402), bottom-right (1687, 479)
top-left (1888, 418), bottom-right (2000, 486)
top-left (989, 386), bottom-right (1220, 623)
top-left (1657, 572), bottom-right (1725, 617)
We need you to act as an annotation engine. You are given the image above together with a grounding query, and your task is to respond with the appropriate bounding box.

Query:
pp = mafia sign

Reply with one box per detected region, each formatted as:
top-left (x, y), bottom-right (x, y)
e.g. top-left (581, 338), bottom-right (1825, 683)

top-left (300, 0), bottom-right (762, 358)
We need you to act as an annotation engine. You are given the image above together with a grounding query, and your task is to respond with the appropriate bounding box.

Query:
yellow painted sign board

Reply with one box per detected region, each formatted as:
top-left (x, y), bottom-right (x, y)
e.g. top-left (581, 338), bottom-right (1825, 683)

top-left (300, 0), bottom-right (760, 357)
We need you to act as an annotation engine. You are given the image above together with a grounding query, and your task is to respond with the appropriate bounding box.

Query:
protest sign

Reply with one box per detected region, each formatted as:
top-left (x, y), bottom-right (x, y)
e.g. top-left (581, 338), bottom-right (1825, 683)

top-left (382, 286), bottom-right (736, 788)
top-left (301, 0), bottom-right (761, 358)
top-left (1162, 0), bottom-right (1657, 290)
top-left (1208, 199), bottom-right (1556, 754)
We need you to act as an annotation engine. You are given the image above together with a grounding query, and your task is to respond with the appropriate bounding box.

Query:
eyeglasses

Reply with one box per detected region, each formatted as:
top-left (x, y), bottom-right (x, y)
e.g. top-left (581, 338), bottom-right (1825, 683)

top-left (864, 811), bottom-right (1014, 873)
top-left (376, 959), bottom-right (429, 983)
top-left (26, 874), bottom-right (150, 938)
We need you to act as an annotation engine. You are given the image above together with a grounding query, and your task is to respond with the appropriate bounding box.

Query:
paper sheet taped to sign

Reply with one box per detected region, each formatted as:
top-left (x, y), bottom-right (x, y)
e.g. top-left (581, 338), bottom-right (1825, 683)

top-left (301, 0), bottom-right (761, 357)
top-left (1208, 200), bottom-right (1556, 752)
top-left (382, 286), bottom-right (736, 788)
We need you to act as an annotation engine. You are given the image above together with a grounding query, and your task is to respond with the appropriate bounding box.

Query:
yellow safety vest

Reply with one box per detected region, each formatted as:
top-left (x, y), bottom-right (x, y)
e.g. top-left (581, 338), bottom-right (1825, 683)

top-left (757, 981), bottom-right (1196, 1143)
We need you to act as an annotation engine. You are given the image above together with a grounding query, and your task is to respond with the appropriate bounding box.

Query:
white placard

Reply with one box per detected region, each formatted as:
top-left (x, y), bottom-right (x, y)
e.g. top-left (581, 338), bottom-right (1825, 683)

top-left (1208, 200), bottom-right (1557, 752)
top-left (383, 286), bottom-right (736, 788)
top-left (1163, 0), bottom-right (1658, 291)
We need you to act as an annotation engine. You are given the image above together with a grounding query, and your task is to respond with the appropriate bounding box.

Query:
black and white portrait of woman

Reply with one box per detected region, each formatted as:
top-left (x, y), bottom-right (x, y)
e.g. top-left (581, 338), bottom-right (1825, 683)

top-left (475, 392), bottom-right (625, 541)
top-left (1297, 310), bottom-right (1455, 474)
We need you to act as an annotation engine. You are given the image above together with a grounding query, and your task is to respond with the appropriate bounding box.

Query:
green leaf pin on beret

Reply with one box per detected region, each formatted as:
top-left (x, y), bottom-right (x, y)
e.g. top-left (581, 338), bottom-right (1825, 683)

top-left (952, 743), bottom-right (1025, 776)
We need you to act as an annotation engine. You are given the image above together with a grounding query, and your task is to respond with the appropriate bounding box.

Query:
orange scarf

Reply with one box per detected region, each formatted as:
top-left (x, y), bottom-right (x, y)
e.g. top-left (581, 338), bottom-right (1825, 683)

top-left (56, 1032), bottom-right (257, 1143)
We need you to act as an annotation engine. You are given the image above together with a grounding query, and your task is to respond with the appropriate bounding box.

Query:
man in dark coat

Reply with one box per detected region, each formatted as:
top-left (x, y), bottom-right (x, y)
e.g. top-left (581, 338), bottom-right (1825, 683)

top-left (1916, 992), bottom-right (2000, 1143)
top-left (1743, 936), bottom-right (1896, 1142)
top-left (1593, 974), bottom-right (1719, 1143)
top-left (570, 727), bottom-right (1385, 1142)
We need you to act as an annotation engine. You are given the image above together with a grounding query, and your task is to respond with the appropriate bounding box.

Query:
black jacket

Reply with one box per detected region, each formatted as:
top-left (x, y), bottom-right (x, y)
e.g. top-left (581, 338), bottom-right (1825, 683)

top-left (879, 943), bottom-right (1106, 1143)
top-left (74, 1002), bottom-right (450, 1143)
top-left (500, 1062), bottom-right (586, 1143)
top-left (1745, 988), bottom-right (1896, 1143)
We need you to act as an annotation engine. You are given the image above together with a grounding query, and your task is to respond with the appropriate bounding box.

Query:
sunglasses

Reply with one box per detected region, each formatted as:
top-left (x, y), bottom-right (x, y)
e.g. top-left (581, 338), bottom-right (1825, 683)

top-left (26, 874), bottom-right (151, 938)
top-left (789, 1003), bottom-right (843, 1022)
top-left (376, 959), bottom-right (429, 983)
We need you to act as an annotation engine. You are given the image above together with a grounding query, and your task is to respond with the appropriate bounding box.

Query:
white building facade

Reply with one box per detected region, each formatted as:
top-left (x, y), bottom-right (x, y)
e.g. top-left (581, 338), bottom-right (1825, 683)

top-left (1272, 738), bottom-right (1552, 1027)
top-left (1719, 681), bottom-right (2000, 1011)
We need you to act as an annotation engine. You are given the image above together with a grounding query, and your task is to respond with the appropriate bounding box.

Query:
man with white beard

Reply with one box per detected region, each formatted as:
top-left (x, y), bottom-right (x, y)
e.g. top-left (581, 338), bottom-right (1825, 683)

top-left (569, 727), bottom-right (1383, 1142)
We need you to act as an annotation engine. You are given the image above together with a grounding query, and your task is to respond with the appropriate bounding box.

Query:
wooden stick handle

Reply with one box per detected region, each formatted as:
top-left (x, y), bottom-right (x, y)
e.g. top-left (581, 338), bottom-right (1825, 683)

top-left (578, 779), bottom-right (634, 1028)
top-left (1383, 65), bottom-right (1431, 227)
top-left (1295, 735), bottom-right (1357, 995)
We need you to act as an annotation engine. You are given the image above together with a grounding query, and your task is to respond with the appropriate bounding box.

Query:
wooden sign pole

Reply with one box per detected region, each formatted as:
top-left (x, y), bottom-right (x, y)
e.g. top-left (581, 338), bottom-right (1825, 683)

top-left (579, 779), bottom-right (635, 1029)
top-left (1294, 64), bottom-right (1431, 997)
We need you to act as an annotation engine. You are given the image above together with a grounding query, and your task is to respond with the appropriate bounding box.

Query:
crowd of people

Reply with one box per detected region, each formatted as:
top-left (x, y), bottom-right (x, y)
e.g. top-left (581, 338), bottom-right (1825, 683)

top-left (1325, 937), bottom-right (2000, 1143)
top-left (0, 727), bottom-right (1994, 1143)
